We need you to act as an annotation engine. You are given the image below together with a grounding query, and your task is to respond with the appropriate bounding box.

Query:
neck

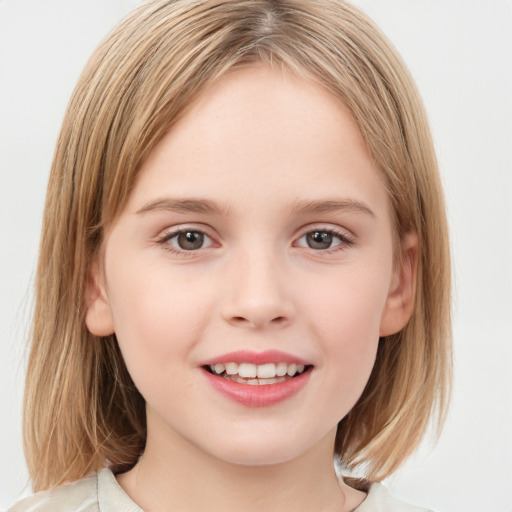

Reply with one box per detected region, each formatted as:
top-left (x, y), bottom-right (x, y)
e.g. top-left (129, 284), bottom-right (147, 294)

top-left (116, 417), bottom-right (365, 512)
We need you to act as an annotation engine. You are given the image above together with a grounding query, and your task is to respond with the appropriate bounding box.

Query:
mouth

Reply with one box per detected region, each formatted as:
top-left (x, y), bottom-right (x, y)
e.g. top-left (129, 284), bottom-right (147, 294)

top-left (203, 362), bottom-right (312, 386)
top-left (200, 351), bottom-right (313, 407)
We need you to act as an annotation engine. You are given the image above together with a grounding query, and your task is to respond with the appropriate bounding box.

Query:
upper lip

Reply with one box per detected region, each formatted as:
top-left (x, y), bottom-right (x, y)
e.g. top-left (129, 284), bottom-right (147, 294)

top-left (200, 350), bottom-right (311, 366)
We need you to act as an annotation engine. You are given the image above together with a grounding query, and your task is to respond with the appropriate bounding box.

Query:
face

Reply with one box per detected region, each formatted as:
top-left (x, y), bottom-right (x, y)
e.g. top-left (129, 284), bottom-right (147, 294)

top-left (86, 65), bottom-right (416, 467)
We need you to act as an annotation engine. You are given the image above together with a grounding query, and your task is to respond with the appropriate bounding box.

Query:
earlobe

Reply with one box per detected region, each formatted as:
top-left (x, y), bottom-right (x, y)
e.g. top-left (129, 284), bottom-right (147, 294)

top-left (85, 260), bottom-right (115, 336)
top-left (379, 231), bottom-right (419, 337)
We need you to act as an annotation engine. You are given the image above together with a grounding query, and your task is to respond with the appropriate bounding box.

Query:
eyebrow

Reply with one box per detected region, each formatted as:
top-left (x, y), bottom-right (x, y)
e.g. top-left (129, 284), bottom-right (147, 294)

top-left (136, 197), bottom-right (374, 217)
top-left (136, 198), bottom-right (231, 215)
top-left (288, 198), bottom-right (375, 217)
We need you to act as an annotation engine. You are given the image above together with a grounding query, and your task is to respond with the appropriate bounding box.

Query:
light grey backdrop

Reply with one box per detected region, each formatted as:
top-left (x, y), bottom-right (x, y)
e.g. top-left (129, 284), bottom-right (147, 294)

top-left (1, 1), bottom-right (511, 511)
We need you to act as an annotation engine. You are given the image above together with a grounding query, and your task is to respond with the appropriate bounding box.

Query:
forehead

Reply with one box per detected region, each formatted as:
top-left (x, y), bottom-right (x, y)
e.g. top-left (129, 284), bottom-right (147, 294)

top-left (126, 64), bottom-right (390, 219)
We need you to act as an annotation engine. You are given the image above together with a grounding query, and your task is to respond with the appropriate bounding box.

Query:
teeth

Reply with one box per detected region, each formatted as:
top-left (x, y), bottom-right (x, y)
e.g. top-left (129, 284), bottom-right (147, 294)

top-left (257, 363), bottom-right (276, 378)
top-left (238, 363), bottom-right (257, 378)
top-left (276, 362), bottom-right (288, 377)
top-left (228, 375), bottom-right (289, 385)
top-left (209, 362), bottom-right (307, 380)
top-left (224, 362), bottom-right (238, 375)
top-left (286, 363), bottom-right (297, 376)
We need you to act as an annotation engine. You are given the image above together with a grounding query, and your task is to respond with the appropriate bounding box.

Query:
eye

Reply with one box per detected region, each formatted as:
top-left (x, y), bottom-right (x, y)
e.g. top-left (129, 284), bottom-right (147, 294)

top-left (295, 229), bottom-right (351, 251)
top-left (158, 229), bottom-right (214, 252)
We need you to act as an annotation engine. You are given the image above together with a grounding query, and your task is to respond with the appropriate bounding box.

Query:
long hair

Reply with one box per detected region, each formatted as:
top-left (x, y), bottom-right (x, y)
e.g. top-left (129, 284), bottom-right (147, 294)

top-left (24, 0), bottom-right (451, 491)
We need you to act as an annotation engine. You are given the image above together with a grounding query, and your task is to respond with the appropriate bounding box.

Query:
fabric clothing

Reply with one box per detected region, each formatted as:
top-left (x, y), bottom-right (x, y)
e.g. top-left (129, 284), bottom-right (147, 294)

top-left (9, 468), bottom-right (432, 512)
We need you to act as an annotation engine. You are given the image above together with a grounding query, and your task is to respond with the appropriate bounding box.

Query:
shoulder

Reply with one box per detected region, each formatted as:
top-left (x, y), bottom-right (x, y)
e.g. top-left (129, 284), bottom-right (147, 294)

top-left (8, 469), bottom-right (141, 512)
top-left (356, 482), bottom-right (434, 512)
top-left (8, 473), bottom-right (99, 512)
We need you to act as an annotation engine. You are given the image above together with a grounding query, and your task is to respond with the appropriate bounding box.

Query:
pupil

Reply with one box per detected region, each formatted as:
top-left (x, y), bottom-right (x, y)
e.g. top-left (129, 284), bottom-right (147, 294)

top-left (307, 231), bottom-right (332, 250)
top-left (178, 231), bottom-right (204, 250)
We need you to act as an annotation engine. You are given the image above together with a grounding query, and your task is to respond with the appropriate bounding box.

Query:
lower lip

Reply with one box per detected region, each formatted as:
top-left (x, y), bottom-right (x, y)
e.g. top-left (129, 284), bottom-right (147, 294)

top-left (202, 368), bottom-right (312, 407)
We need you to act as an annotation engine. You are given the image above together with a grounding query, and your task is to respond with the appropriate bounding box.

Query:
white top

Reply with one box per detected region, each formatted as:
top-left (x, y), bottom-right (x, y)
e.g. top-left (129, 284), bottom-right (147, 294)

top-left (8, 468), bottom-right (433, 512)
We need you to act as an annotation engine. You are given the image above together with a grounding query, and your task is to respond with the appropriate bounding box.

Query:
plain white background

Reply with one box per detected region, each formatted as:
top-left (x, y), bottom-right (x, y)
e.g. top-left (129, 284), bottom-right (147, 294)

top-left (0, 1), bottom-right (511, 511)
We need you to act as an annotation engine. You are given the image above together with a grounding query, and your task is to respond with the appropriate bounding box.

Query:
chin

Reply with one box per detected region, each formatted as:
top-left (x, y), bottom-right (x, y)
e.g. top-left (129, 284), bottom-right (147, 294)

top-left (201, 430), bottom-right (324, 468)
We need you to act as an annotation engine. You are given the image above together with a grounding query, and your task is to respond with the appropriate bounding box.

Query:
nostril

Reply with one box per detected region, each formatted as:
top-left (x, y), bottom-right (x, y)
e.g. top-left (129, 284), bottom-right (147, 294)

top-left (228, 315), bottom-right (289, 328)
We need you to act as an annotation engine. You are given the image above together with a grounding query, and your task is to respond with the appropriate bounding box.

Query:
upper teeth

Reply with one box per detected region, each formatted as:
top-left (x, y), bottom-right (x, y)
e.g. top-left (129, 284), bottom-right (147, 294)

top-left (210, 362), bottom-right (305, 379)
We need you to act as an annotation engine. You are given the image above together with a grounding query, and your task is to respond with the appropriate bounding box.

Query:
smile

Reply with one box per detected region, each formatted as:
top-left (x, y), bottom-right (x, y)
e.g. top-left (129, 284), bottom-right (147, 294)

top-left (206, 362), bottom-right (309, 385)
top-left (201, 351), bottom-right (313, 407)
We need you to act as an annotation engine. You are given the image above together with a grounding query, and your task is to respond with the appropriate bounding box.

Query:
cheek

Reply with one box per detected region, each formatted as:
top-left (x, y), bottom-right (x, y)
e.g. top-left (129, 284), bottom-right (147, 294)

top-left (300, 263), bottom-right (391, 393)
top-left (105, 264), bottom-right (213, 377)
top-left (305, 261), bottom-right (390, 337)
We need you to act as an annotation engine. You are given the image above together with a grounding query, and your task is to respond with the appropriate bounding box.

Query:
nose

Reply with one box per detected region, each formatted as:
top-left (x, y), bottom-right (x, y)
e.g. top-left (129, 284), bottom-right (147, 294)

top-left (221, 251), bottom-right (295, 330)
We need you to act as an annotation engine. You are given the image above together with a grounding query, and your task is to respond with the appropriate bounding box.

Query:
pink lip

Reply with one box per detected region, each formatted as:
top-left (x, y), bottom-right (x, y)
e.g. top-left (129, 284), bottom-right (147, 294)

top-left (199, 350), bottom-right (313, 408)
top-left (200, 350), bottom-right (311, 366)
top-left (201, 368), bottom-right (311, 407)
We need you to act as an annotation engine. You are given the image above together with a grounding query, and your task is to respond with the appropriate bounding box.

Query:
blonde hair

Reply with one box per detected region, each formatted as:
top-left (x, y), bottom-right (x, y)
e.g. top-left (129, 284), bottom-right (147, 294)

top-left (24, 0), bottom-right (451, 491)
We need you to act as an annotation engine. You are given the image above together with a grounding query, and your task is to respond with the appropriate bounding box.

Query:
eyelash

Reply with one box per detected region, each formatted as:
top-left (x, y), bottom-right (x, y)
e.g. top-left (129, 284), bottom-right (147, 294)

top-left (294, 228), bottom-right (354, 253)
top-left (156, 228), bottom-right (216, 255)
top-left (156, 226), bottom-right (354, 255)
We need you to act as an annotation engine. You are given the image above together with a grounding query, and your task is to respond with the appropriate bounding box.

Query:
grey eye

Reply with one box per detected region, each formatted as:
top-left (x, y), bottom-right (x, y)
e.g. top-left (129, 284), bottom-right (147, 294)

top-left (295, 229), bottom-right (347, 251)
top-left (176, 231), bottom-right (205, 250)
top-left (159, 228), bottom-right (215, 253)
top-left (306, 231), bottom-right (336, 250)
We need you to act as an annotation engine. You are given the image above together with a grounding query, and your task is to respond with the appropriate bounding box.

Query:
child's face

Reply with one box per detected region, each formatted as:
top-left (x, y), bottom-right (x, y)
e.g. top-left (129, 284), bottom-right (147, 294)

top-left (86, 64), bottom-right (415, 467)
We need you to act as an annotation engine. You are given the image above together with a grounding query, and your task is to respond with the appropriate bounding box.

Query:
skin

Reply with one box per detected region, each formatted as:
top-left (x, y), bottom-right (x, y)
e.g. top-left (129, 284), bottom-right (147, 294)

top-left (86, 64), bottom-right (417, 512)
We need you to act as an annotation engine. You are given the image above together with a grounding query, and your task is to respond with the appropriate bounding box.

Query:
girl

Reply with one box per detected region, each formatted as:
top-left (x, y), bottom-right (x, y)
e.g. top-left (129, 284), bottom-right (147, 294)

top-left (10, 0), bottom-right (451, 510)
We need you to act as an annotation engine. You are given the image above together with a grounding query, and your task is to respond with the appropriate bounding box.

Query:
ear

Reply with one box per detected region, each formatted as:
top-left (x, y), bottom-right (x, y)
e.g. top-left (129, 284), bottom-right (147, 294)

top-left (85, 259), bottom-right (115, 336)
top-left (379, 231), bottom-right (419, 337)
